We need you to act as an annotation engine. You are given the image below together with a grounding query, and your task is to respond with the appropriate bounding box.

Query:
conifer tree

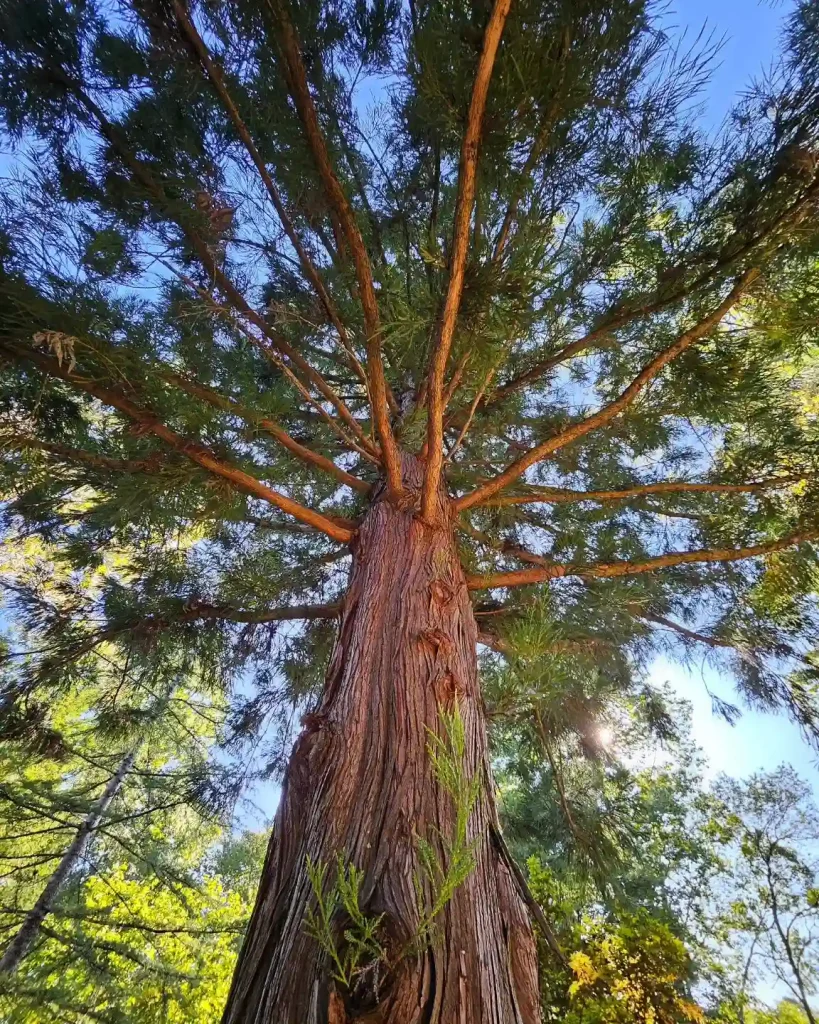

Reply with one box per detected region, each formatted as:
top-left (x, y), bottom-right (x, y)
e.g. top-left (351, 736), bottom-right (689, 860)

top-left (1, 0), bottom-right (819, 1020)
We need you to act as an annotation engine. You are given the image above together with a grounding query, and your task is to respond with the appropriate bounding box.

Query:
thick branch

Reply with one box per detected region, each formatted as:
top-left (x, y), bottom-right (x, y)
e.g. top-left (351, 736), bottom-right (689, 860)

top-left (269, 0), bottom-right (402, 494)
top-left (163, 370), bottom-right (370, 492)
top-left (65, 79), bottom-right (373, 458)
top-left (2, 342), bottom-right (355, 543)
top-left (465, 529), bottom-right (817, 590)
top-left (421, 0), bottom-right (512, 522)
top-left (169, 1), bottom-right (368, 390)
top-left (456, 269), bottom-right (759, 511)
top-left (476, 474), bottom-right (809, 507)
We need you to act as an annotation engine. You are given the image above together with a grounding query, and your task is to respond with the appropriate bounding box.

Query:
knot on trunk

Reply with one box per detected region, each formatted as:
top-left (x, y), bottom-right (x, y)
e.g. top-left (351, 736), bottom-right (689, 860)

top-left (429, 579), bottom-right (457, 606)
top-left (435, 669), bottom-right (464, 705)
top-left (419, 628), bottom-right (455, 656)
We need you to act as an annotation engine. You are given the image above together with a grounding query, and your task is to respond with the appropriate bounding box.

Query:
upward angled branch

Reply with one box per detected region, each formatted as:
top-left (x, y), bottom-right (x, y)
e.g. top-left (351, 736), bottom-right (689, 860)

top-left (492, 98), bottom-right (562, 264)
top-left (420, 0), bottom-right (512, 523)
top-left (63, 79), bottom-right (375, 459)
top-left (3, 342), bottom-right (355, 544)
top-left (268, 0), bottom-right (402, 496)
top-left (164, 370), bottom-right (370, 493)
top-left (456, 268), bottom-right (760, 511)
top-left (481, 174), bottom-right (819, 413)
top-left (169, 1), bottom-right (368, 390)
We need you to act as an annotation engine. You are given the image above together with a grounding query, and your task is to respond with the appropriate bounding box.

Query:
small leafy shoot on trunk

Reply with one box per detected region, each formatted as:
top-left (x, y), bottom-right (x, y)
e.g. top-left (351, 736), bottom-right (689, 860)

top-left (412, 703), bottom-right (482, 949)
top-left (304, 854), bottom-right (386, 993)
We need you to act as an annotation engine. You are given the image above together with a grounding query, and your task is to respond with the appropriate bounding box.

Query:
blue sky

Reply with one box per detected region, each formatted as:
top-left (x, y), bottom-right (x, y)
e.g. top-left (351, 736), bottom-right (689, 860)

top-left (665, 0), bottom-right (790, 128)
top-left (651, 2), bottom-right (819, 785)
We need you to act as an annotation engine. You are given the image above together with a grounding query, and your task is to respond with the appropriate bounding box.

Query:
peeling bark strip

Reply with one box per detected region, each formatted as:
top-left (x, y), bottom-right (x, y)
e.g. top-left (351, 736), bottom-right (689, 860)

top-left (221, 455), bottom-right (538, 1024)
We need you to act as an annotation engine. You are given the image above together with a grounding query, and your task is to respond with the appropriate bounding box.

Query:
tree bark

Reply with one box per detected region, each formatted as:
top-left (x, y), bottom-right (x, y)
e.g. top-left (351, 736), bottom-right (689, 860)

top-left (0, 749), bottom-right (137, 973)
top-left (222, 454), bottom-right (539, 1023)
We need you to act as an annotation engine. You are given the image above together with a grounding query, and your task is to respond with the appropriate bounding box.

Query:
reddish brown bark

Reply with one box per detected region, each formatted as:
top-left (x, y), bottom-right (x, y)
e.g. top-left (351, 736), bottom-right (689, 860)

top-left (221, 455), bottom-right (538, 1024)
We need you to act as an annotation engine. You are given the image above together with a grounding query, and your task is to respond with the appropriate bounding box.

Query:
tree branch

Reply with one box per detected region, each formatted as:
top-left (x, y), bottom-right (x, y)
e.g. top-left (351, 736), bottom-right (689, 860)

top-left (165, 274), bottom-right (379, 462)
top-left (445, 361), bottom-right (500, 461)
top-left (420, 0), bottom-right (512, 522)
top-left (481, 174), bottom-right (819, 412)
top-left (474, 474), bottom-right (810, 507)
top-left (5, 437), bottom-right (162, 475)
top-left (492, 98), bottom-right (561, 263)
top-left (488, 821), bottom-right (568, 967)
top-left (456, 269), bottom-right (760, 511)
top-left (2, 342), bottom-right (355, 543)
top-left (35, 602), bottom-right (343, 672)
top-left (269, 0), bottom-right (402, 495)
top-left (64, 78), bottom-right (374, 459)
top-left (163, 369), bottom-right (370, 492)
top-left (169, 1), bottom-right (369, 392)
top-left (465, 529), bottom-right (817, 590)
top-left (633, 608), bottom-right (756, 660)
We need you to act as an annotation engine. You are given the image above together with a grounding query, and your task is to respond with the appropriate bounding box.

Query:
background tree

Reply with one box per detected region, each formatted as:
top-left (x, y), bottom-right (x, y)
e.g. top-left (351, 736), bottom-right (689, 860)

top-left (706, 768), bottom-right (819, 1024)
top-left (0, 0), bottom-right (819, 1020)
top-left (0, 532), bottom-right (262, 1021)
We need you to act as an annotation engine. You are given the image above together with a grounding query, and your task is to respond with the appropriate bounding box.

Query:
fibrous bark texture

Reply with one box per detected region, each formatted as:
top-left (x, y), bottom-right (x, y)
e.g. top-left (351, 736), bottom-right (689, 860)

top-left (222, 456), bottom-right (538, 1024)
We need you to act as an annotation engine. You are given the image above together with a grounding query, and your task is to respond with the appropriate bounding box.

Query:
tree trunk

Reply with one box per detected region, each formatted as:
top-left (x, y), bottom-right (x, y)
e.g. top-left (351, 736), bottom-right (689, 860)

top-left (222, 455), bottom-right (539, 1023)
top-left (0, 748), bottom-right (137, 973)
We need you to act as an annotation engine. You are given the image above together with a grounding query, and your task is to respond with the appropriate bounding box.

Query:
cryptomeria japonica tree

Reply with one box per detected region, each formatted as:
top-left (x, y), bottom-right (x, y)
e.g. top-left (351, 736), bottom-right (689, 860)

top-left (1, 0), bottom-right (819, 1020)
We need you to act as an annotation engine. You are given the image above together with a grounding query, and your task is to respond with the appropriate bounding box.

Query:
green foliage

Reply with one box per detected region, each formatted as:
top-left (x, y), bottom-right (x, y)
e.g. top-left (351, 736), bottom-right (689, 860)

top-left (413, 703), bottom-right (482, 946)
top-left (0, 841), bottom-right (262, 1023)
top-left (561, 912), bottom-right (705, 1024)
top-left (304, 854), bottom-right (386, 992)
top-left (529, 856), bottom-right (706, 1023)
top-left (0, 0), bottom-right (818, 1015)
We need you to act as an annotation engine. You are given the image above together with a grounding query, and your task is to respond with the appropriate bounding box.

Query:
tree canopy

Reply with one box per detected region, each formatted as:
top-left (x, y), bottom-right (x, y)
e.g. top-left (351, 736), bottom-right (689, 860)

top-left (1, 0), bottom-right (819, 1019)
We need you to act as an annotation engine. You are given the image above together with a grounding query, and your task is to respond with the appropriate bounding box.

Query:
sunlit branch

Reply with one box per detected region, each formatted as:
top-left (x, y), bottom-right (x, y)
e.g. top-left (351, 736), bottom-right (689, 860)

top-left (163, 370), bottom-right (370, 492)
top-left (456, 269), bottom-right (760, 511)
top-left (465, 529), bottom-right (817, 590)
top-left (169, 1), bottom-right (370, 392)
top-left (420, 0), bottom-right (512, 522)
top-left (474, 474), bottom-right (810, 507)
top-left (1, 342), bottom-right (355, 544)
top-left (442, 350), bottom-right (472, 411)
top-left (269, 0), bottom-right (402, 495)
top-left (64, 78), bottom-right (373, 459)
